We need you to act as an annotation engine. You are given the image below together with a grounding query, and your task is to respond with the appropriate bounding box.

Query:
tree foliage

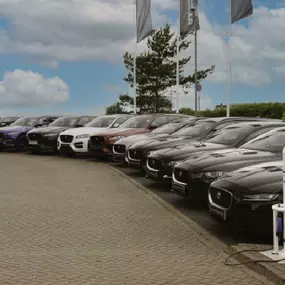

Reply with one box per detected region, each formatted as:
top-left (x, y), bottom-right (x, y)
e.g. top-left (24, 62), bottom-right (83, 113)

top-left (180, 103), bottom-right (285, 119)
top-left (121, 24), bottom-right (215, 113)
top-left (106, 94), bottom-right (134, 114)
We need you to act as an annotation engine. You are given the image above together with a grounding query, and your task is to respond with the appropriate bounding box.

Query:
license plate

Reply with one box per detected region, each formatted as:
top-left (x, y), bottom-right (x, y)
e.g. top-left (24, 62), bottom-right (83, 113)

top-left (29, 141), bottom-right (38, 145)
top-left (209, 205), bottom-right (227, 221)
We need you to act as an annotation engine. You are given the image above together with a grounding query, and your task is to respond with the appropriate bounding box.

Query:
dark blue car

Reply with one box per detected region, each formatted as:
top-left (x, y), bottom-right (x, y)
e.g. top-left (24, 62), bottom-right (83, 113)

top-left (0, 116), bottom-right (57, 151)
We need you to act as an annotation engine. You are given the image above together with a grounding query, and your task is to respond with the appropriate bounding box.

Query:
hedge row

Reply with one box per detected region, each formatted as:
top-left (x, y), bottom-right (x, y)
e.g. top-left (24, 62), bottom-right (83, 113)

top-left (179, 103), bottom-right (285, 121)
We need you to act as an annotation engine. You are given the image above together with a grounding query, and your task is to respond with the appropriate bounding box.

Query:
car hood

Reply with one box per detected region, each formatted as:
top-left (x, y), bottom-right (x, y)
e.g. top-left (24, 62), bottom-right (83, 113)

top-left (0, 125), bottom-right (33, 133)
top-left (211, 160), bottom-right (283, 196)
top-left (175, 148), bottom-right (281, 173)
top-left (59, 127), bottom-right (109, 136)
top-left (149, 142), bottom-right (230, 161)
top-left (90, 128), bottom-right (149, 139)
top-left (129, 136), bottom-right (197, 152)
top-left (28, 126), bottom-right (70, 134)
top-left (115, 133), bottom-right (168, 149)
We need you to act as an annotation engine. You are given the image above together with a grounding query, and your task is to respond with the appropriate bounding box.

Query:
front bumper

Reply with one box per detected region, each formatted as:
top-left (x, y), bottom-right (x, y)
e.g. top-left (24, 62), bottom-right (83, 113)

top-left (1, 137), bottom-right (17, 149)
top-left (146, 159), bottom-right (172, 181)
top-left (172, 173), bottom-right (210, 199)
top-left (58, 137), bottom-right (90, 153)
top-left (27, 137), bottom-right (58, 151)
top-left (208, 193), bottom-right (276, 231)
top-left (89, 143), bottom-right (113, 157)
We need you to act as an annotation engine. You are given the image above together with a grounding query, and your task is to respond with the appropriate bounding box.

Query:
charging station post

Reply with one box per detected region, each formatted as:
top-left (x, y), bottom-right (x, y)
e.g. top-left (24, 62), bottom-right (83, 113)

top-left (261, 146), bottom-right (285, 262)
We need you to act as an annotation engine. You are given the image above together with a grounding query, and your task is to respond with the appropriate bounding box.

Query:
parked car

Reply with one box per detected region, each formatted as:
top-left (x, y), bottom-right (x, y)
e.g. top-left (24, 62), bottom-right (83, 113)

top-left (146, 121), bottom-right (285, 181)
top-left (58, 114), bottom-right (132, 155)
top-left (0, 116), bottom-right (57, 151)
top-left (113, 116), bottom-right (197, 163)
top-left (208, 160), bottom-right (283, 233)
top-left (127, 117), bottom-right (278, 170)
top-left (88, 113), bottom-right (189, 158)
top-left (0, 117), bottom-right (20, 127)
top-left (26, 116), bottom-right (95, 153)
top-left (172, 126), bottom-right (285, 199)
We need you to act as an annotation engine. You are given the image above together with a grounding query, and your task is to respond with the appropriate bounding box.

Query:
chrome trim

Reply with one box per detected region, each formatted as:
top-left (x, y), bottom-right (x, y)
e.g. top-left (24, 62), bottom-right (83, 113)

top-left (146, 158), bottom-right (160, 172)
top-left (113, 145), bottom-right (125, 155)
top-left (172, 171), bottom-right (188, 186)
top-left (208, 187), bottom-right (233, 211)
top-left (127, 150), bottom-right (141, 163)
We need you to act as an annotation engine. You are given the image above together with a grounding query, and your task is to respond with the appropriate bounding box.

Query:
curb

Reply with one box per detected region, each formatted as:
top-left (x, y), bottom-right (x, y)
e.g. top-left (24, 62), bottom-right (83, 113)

top-left (228, 245), bottom-right (285, 285)
top-left (104, 163), bottom-right (284, 285)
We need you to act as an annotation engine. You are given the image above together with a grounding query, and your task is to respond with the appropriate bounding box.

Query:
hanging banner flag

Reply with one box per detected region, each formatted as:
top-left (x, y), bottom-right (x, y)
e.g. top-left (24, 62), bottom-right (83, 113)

top-left (231, 0), bottom-right (253, 24)
top-left (180, 0), bottom-right (200, 36)
top-left (136, 0), bottom-right (153, 43)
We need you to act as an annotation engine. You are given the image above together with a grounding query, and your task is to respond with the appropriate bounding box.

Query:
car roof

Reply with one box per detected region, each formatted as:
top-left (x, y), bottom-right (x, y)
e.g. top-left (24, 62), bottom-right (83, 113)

top-left (195, 117), bottom-right (282, 123)
top-left (224, 121), bottom-right (285, 128)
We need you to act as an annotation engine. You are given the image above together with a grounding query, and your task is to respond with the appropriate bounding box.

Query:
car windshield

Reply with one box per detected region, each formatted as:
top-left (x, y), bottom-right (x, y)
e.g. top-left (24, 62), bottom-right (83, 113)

top-left (49, 117), bottom-right (79, 127)
top-left (241, 129), bottom-right (285, 152)
top-left (76, 117), bottom-right (94, 126)
top-left (85, 116), bottom-right (117, 127)
top-left (11, 117), bottom-right (38, 126)
top-left (1, 117), bottom-right (18, 123)
top-left (205, 125), bottom-right (254, 146)
top-left (173, 121), bottom-right (214, 137)
top-left (119, 115), bottom-right (153, 128)
top-left (152, 122), bottom-right (185, 134)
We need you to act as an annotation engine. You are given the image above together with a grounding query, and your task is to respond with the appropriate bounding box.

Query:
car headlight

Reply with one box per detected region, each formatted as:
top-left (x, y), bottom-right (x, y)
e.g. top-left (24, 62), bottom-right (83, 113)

top-left (195, 171), bottom-right (228, 179)
top-left (7, 132), bottom-right (20, 136)
top-left (243, 194), bottom-right (279, 201)
top-left (44, 133), bottom-right (57, 137)
top-left (76, 134), bottom-right (90, 139)
top-left (110, 136), bottom-right (126, 140)
top-left (168, 160), bottom-right (184, 167)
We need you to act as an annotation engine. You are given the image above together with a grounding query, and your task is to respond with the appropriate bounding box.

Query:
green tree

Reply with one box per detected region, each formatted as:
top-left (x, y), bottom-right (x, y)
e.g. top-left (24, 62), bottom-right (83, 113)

top-left (123, 24), bottom-right (215, 113)
top-left (106, 94), bottom-right (134, 114)
top-left (283, 111), bottom-right (285, 122)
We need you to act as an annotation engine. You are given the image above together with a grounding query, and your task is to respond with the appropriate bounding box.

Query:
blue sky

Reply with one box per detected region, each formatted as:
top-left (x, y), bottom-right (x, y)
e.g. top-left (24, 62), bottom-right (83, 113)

top-left (0, 0), bottom-right (283, 116)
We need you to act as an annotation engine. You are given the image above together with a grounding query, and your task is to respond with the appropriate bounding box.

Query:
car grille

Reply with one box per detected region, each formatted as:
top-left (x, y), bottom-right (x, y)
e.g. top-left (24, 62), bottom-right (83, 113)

top-left (147, 158), bottom-right (161, 171)
top-left (90, 136), bottom-right (104, 146)
top-left (129, 149), bottom-right (143, 160)
top-left (60, 135), bottom-right (73, 143)
top-left (27, 133), bottom-right (42, 141)
top-left (113, 144), bottom-right (126, 154)
top-left (173, 168), bottom-right (189, 184)
top-left (209, 186), bottom-right (233, 209)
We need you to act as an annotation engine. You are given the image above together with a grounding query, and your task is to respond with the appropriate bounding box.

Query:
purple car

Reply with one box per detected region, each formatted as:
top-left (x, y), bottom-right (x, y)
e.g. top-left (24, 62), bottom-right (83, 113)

top-left (0, 116), bottom-right (57, 151)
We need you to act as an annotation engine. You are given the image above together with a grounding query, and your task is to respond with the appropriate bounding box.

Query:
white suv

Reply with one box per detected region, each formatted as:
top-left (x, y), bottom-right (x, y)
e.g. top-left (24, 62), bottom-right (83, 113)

top-left (57, 115), bottom-right (131, 154)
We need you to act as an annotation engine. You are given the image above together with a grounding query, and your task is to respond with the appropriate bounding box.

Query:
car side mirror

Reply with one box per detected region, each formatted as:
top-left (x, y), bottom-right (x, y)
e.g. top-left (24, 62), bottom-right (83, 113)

top-left (113, 123), bottom-right (119, 128)
top-left (75, 124), bottom-right (83, 128)
top-left (35, 123), bottom-right (43, 127)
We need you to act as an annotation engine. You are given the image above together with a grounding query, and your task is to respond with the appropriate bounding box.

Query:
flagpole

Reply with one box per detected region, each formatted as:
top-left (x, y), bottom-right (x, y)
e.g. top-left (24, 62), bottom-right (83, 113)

top-left (133, 0), bottom-right (137, 115)
top-left (176, 29), bottom-right (180, 114)
top-left (194, 31), bottom-right (198, 116)
top-left (226, 3), bottom-right (232, 118)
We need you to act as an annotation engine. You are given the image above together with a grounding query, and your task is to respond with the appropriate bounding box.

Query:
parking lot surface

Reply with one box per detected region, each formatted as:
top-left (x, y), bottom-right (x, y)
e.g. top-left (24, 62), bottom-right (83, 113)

top-left (0, 153), bottom-right (274, 285)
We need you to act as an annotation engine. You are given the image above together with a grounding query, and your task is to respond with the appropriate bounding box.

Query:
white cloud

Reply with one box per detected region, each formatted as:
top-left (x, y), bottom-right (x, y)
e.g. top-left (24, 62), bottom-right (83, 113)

top-left (183, 6), bottom-right (285, 86)
top-left (0, 1), bottom-right (283, 88)
top-left (0, 69), bottom-right (69, 107)
top-left (0, 0), bottom-right (171, 66)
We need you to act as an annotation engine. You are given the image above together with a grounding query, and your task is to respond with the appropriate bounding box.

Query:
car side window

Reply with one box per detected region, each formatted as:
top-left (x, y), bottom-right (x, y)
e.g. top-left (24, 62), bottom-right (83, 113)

top-left (242, 127), bottom-right (274, 143)
top-left (150, 116), bottom-right (168, 127)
